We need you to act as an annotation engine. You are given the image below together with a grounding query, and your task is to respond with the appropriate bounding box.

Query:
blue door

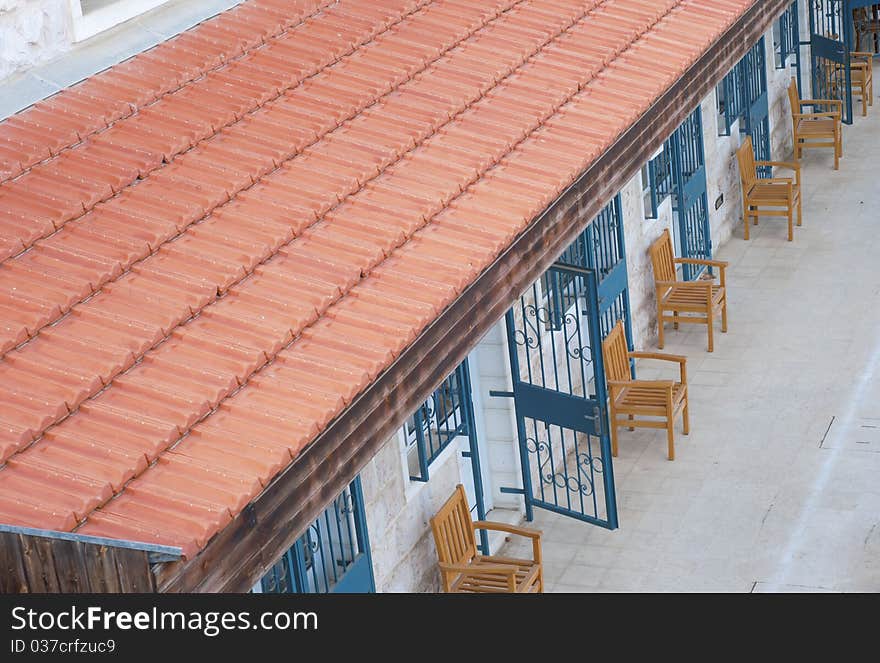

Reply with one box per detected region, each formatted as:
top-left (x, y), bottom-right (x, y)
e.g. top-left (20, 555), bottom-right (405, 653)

top-left (809, 0), bottom-right (855, 124)
top-left (670, 107), bottom-right (712, 281)
top-left (258, 477), bottom-right (375, 594)
top-left (498, 198), bottom-right (631, 529)
top-left (742, 37), bottom-right (772, 175)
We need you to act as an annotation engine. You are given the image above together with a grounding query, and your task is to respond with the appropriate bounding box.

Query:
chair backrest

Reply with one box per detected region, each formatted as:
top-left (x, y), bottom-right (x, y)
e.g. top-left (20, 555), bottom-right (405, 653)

top-left (649, 228), bottom-right (676, 285)
top-left (787, 77), bottom-right (799, 125)
top-left (601, 321), bottom-right (631, 384)
top-left (736, 135), bottom-right (757, 190)
top-left (430, 484), bottom-right (477, 566)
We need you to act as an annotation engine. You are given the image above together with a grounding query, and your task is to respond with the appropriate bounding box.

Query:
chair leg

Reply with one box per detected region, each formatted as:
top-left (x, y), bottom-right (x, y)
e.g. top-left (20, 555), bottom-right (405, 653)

top-left (666, 417), bottom-right (675, 461)
top-left (721, 298), bottom-right (728, 333)
top-left (787, 206), bottom-right (793, 242)
top-left (682, 401), bottom-right (690, 435)
top-left (797, 194), bottom-right (802, 227)
top-left (657, 305), bottom-right (665, 349)
top-left (673, 311), bottom-right (679, 330)
top-left (628, 414), bottom-right (634, 432)
top-left (610, 408), bottom-right (619, 457)
top-left (707, 309), bottom-right (714, 352)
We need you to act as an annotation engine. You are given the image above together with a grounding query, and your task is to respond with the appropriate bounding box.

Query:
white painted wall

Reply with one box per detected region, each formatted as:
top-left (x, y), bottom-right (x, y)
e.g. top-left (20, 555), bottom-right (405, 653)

top-left (0, 0), bottom-right (73, 81)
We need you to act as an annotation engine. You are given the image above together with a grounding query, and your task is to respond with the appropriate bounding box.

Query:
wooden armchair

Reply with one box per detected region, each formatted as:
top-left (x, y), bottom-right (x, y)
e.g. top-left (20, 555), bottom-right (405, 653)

top-left (824, 51), bottom-right (874, 117)
top-left (850, 51), bottom-right (874, 117)
top-left (648, 229), bottom-right (728, 352)
top-left (787, 77), bottom-right (842, 169)
top-left (430, 484), bottom-right (543, 593)
top-left (601, 321), bottom-right (689, 461)
top-left (736, 136), bottom-right (802, 242)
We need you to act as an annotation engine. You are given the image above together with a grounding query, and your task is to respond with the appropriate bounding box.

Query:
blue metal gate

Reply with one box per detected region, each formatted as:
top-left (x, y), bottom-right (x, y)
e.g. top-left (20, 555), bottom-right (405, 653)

top-left (498, 198), bottom-right (631, 529)
top-left (258, 477), bottom-right (375, 594)
top-left (743, 37), bottom-right (772, 175)
top-left (809, 0), bottom-right (855, 123)
top-left (670, 107), bottom-right (712, 281)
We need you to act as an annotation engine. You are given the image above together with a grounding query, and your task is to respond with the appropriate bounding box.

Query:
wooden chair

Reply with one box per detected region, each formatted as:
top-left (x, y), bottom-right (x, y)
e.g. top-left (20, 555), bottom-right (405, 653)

top-left (824, 50), bottom-right (874, 117)
top-left (648, 228), bottom-right (728, 352)
top-left (854, 6), bottom-right (880, 53)
top-left (430, 484), bottom-right (543, 593)
top-left (736, 136), bottom-right (802, 242)
top-left (850, 51), bottom-right (874, 117)
top-left (601, 321), bottom-right (689, 461)
top-left (787, 77), bottom-right (842, 169)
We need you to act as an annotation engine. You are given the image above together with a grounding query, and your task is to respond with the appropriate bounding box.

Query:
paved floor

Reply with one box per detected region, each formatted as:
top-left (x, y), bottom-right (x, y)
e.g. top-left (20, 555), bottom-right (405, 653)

top-left (502, 95), bottom-right (880, 592)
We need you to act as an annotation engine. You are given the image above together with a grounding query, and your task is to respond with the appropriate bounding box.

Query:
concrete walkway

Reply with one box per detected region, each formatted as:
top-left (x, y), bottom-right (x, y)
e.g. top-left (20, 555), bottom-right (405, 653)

top-left (504, 95), bottom-right (880, 592)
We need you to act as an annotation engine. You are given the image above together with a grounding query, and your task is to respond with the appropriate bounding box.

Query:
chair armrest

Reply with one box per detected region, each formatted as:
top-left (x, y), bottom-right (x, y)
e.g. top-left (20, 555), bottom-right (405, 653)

top-left (799, 98), bottom-right (842, 108)
top-left (851, 51), bottom-right (874, 58)
top-left (673, 258), bottom-right (729, 269)
top-left (472, 522), bottom-right (543, 563)
top-left (673, 258), bottom-right (727, 287)
top-left (472, 521), bottom-right (542, 540)
top-left (628, 351), bottom-right (687, 364)
top-left (756, 161), bottom-right (800, 171)
top-left (608, 379), bottom-right (673, 389)
top-left (628, 353), bottom-right (688, 384)
top-left (793, 111), bottom-right (841, 119)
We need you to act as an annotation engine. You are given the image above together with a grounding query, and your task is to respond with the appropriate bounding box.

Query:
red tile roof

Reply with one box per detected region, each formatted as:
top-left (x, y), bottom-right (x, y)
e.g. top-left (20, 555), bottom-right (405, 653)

top-left (0, 0), bottom-right (755, 557)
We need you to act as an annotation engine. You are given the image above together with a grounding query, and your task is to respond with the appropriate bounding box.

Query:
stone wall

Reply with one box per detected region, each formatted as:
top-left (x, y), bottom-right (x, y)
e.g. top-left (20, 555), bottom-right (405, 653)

top-left (0, 0), bottom-right (72, 81)
top-left (624, 28), bottom-right (796, 350)
top-left (360, 427), bottom-right (468, 593)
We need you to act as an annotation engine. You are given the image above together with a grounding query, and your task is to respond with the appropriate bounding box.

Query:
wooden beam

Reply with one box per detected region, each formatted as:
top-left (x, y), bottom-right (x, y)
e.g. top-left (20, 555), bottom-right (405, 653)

top-left (156, 0), bottom-right (791, 593)
top-left (0, 531), bottom-right (156, 593)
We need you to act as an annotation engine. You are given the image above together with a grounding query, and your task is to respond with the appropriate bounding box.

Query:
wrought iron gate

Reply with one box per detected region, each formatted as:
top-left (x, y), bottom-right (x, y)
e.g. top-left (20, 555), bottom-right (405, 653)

top-left (498, 198), bottom-right (631, 529)
top-left (809, 0), bottom-right (855, 123)
top-left (670, 107), bottom-right (712, 281)
top-left (742, 37), bottom-right (772, 174)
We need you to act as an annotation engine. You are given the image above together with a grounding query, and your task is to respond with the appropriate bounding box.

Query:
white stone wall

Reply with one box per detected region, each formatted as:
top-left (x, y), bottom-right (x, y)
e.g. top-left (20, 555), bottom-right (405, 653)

top-left (625, 28), bottom-right (796, 349)
top-left (473, 319), bottom-right (522, 510)
top-left (360, 426), bottom-right (471, 592)
top-left (0, 0), bottom-right (72, 81)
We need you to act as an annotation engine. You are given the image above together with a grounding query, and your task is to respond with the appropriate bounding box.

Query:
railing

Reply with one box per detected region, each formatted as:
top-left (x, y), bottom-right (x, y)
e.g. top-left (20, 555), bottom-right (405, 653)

top-left (258, 477), bottom-right (374, 593)
top-left (717, 63), bottom-right (745, 136)
top-left (544, 196), bottom-right (627, 338)
top-left (644, 144), bottom-right (674, 219)
top-left (775, 1), bottom-right (800, 69)
top-left (406, 361), bottom-right (471, 482)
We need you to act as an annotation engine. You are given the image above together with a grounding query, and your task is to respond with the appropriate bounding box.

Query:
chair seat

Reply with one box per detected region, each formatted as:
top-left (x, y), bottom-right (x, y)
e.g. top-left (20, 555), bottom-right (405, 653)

top-left (451, 555), bottom-right (541, 593)
top-left (613, 382), bottom-right (687, 416)
top-left (797, 118), bottom-right (837, 135)
top-left (661, 282), bottom-right (724, 310)
top-left (747, 182), bottom-right (800, 204)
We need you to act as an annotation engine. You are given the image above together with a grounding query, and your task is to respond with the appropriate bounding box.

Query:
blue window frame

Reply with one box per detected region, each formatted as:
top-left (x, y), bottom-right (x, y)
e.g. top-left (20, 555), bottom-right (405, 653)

top-left (403, 358), bottom-right (488, 553)
top-left (774, 1), bottom-right (800, 69)
top-left (544, 195), bottom-right (631, 344)
top-left (642, 146), bottom-right (674, 219)
top-left (717, 61), bottom-right (746, 136)
top-left (257, 477), bottom-right (375, 594)
top-left (405, 362), bottom-right (470, 482)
